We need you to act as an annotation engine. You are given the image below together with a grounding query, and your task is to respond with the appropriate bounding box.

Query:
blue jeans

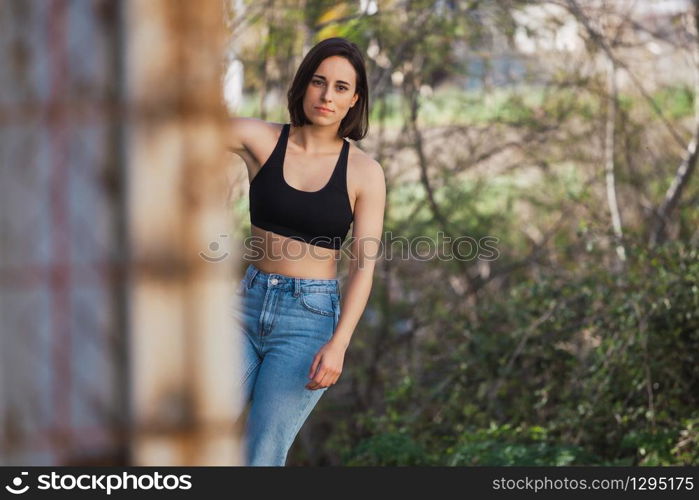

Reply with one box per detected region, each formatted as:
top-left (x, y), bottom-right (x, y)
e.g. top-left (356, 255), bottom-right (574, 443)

top-left (231, 263), bottom-right (341, 466)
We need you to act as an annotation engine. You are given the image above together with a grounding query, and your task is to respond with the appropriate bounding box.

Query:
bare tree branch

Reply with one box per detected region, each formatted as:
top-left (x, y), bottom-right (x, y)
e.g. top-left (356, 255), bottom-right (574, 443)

top-left (650, 0), bottom-right (699, 246)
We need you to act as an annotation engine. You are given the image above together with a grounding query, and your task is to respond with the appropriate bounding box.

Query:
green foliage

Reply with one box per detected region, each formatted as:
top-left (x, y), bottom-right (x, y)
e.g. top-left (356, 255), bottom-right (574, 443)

top-left (651, 85), bottom-right (694, 119)
top-left (445, 424), bottom-right (600, 466)
top-left (343, 432), bottom-right (432, 466)
top-left (330, 239), bottom-right (699, 466)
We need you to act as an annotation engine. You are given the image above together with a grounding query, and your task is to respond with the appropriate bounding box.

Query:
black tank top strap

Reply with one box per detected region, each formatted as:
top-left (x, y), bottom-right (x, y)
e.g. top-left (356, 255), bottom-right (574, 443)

top-left (327, 138), bottom-right (350, 190)
top-left (264, 123), bottom-right (290, 169)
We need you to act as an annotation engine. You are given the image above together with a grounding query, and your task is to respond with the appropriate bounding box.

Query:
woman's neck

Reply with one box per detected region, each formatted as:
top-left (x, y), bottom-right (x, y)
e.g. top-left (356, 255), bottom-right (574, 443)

top-left (289, 123), bottom-right (343, 155)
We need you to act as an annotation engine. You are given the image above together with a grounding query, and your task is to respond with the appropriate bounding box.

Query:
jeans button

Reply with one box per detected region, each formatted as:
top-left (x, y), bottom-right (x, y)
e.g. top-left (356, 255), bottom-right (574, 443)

top-left (270, 278), bottom-right (278, 285)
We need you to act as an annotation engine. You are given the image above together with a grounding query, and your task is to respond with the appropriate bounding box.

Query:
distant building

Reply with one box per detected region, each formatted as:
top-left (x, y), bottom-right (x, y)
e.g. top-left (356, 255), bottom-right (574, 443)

top-left (512, 0), bottom-right (691, 55)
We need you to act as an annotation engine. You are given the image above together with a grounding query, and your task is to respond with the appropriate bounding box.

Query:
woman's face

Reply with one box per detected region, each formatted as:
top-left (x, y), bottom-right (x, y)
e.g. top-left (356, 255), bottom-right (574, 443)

top-left (302, 55), bottom-right (359, 126)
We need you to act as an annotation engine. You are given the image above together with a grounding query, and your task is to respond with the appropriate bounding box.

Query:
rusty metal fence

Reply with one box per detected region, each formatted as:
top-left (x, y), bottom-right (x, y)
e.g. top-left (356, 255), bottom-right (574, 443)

top-left (0, 0), bottom-right (242, 465)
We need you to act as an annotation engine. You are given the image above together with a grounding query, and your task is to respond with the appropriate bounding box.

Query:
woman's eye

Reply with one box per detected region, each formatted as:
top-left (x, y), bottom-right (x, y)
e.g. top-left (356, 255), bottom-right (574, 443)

top-left (313, 80), bottom-right (324, 86)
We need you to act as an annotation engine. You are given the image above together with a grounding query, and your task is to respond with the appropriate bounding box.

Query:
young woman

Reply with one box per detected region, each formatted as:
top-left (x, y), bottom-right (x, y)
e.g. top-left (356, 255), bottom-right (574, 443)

top-left (228, 37), bottom-right (386, 466)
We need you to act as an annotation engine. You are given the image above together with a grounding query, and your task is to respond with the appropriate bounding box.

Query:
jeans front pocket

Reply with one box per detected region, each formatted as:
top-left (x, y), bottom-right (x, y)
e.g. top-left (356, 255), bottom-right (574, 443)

top-left (300, 292), bottom-right (337, 317)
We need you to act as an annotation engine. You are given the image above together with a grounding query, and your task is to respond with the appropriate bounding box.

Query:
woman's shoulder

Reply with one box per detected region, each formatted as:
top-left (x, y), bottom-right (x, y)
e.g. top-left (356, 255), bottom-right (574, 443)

top-left (346, 142), bottom-right (385, 197)
top-left (347, 142), bottom-right (382, 174)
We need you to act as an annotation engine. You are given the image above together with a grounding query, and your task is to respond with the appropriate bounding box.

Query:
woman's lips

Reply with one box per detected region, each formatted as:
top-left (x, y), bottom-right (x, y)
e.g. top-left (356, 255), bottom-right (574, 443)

top-left (315, 106), bottom-right (333, 113)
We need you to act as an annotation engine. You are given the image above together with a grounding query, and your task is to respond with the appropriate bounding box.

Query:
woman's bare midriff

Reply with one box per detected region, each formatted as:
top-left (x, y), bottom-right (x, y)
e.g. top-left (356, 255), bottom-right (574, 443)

top-left (245, 224), bottom-right (341, 279)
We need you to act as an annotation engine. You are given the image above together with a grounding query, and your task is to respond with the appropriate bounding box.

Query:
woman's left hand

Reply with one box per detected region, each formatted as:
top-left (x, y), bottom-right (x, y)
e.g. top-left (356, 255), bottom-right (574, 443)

top-left (306, 340), bottom-right (346, 390)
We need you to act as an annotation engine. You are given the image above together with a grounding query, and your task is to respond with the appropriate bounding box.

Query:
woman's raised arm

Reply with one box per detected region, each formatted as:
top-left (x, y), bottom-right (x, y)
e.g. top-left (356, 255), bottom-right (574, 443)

top-left (228, 116), bottom-right (265, 154)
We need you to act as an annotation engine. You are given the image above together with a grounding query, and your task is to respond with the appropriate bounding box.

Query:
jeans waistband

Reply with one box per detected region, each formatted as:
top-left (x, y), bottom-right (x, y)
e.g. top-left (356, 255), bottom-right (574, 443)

top-left (243, 263), bottom-right (340, 295)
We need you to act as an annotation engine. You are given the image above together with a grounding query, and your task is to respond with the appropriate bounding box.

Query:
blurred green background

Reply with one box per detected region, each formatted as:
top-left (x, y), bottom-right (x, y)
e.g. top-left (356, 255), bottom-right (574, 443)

top-left (226, 0), bottom-right (699, 465)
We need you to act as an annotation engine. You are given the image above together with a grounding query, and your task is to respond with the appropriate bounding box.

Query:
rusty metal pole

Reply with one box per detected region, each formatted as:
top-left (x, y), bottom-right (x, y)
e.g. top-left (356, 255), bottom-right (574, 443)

top-left (123, 0), bottom-right (241, 465)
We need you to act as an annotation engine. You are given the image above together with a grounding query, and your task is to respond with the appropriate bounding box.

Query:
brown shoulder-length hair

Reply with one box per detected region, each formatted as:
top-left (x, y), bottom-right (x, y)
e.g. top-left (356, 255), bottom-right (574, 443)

top-left (287, 37), bottom-right (369, 141)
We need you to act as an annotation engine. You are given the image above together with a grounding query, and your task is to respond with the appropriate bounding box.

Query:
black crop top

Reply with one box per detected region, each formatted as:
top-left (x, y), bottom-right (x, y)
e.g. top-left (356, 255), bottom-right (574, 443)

top-left (249, 123), bottom-right (354, 250)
